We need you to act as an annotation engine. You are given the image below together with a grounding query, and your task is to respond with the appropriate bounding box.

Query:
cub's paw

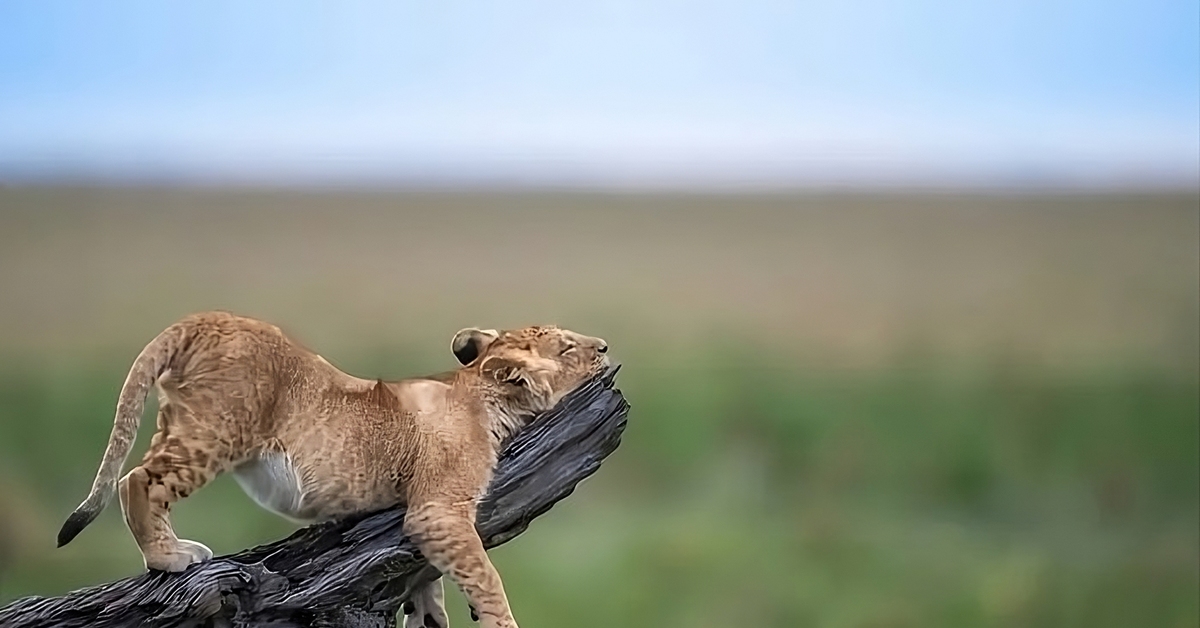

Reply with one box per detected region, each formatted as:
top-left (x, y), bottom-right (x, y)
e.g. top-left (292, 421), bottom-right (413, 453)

top-left (143, 539), bottom-right (214, 572)
top-left (403, 609), bottom-right (449, 628)
top-left (404, 613), bottom-right (449, 628)
top-left (403, 581), bottom-right (449, 628)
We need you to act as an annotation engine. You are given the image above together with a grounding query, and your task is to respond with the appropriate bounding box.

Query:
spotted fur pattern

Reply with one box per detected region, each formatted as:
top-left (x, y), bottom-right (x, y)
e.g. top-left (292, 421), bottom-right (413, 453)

top-left (58, 311), bottom-right (610, 628)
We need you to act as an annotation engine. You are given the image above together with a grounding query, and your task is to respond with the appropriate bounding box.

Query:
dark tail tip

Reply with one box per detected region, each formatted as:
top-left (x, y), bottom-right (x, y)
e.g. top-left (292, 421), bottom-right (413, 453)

top-left (57, 509), bottom-right (96, 547)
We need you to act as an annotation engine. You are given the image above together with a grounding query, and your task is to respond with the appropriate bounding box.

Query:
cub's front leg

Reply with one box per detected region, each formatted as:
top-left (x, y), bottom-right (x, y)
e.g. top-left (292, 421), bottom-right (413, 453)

top-left (403, 499), bottom-right (518, 628)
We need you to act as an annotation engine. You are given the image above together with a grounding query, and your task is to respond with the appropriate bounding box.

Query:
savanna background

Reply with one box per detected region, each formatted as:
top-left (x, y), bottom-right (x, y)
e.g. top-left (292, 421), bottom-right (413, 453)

top-left (1, 3), bottom-right (1198, 628)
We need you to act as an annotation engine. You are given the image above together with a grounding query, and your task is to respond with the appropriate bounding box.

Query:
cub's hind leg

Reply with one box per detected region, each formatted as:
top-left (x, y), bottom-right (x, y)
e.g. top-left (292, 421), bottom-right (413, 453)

top-left (404, 576), bottom-right (450, 628)
top-left (119, 466), bottom-right (212, 572)
top-left (119, 403), bottom-right (239, 572)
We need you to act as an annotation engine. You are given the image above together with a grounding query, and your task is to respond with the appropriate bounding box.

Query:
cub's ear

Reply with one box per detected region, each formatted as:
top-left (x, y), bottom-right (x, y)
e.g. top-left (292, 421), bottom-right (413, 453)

top-left (451, 328), bottom-right (499, 365)
top-left (479, 356), bottom-right (531, 388)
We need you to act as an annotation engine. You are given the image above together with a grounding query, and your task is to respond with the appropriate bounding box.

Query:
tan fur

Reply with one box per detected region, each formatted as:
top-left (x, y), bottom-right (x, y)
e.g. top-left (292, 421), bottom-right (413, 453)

top-left (58, 311), bottom-right (610, 628)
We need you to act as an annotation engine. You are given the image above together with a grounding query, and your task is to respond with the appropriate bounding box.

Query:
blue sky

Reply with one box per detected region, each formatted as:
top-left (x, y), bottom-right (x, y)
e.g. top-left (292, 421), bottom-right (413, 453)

top-left (1, 1), bottom-right (1197, 188)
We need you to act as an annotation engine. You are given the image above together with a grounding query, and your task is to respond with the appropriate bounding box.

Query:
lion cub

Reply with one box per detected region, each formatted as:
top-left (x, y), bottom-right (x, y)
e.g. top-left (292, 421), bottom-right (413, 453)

top-left (57, 311), bottom-right (610, 628)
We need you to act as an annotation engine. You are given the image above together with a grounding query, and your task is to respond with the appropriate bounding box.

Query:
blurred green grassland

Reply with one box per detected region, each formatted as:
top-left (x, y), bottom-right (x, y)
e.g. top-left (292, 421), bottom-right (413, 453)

top-left (0, 189), bottom-right (1196, 628)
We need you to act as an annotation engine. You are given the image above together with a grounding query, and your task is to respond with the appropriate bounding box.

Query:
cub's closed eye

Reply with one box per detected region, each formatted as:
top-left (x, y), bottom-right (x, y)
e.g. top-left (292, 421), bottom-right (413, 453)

top-left (560, 345), bottom-right (577, 355)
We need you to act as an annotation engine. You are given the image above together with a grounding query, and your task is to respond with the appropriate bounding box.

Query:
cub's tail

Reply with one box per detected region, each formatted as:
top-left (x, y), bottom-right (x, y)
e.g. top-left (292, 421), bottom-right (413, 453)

top-left (56, 323), bottom-right (186, 547)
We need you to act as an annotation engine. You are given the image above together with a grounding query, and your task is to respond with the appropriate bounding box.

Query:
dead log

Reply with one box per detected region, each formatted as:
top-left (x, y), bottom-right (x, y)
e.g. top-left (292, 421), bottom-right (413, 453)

top-left (0, 367), bottom-right (629, 628)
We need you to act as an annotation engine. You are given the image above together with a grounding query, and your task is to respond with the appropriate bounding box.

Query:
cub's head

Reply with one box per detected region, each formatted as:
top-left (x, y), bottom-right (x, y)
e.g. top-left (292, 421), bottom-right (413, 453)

top-left (451, 325), bottom-right (610, 413)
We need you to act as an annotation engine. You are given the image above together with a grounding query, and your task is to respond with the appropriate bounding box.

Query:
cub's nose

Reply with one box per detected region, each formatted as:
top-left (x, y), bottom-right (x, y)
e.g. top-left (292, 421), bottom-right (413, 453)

top-left (597, 341), bottom-right (608, 353)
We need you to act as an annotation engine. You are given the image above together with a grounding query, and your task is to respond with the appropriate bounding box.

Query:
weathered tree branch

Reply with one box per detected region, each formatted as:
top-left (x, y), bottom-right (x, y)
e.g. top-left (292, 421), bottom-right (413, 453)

top-left (0, 367), bottom-right (629, 628)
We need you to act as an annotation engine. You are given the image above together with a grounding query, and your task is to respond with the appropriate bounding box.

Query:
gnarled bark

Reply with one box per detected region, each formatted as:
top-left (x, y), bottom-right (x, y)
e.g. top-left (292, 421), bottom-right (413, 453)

top-left (0, 368), bottom-right (629, 628)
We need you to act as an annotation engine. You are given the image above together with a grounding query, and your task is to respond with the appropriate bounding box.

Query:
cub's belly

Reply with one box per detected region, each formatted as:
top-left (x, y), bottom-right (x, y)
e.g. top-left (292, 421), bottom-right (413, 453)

top-left (232, 451), bottom-right (402, 522)
top-left (232, 452), bottom-right (313, 522)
